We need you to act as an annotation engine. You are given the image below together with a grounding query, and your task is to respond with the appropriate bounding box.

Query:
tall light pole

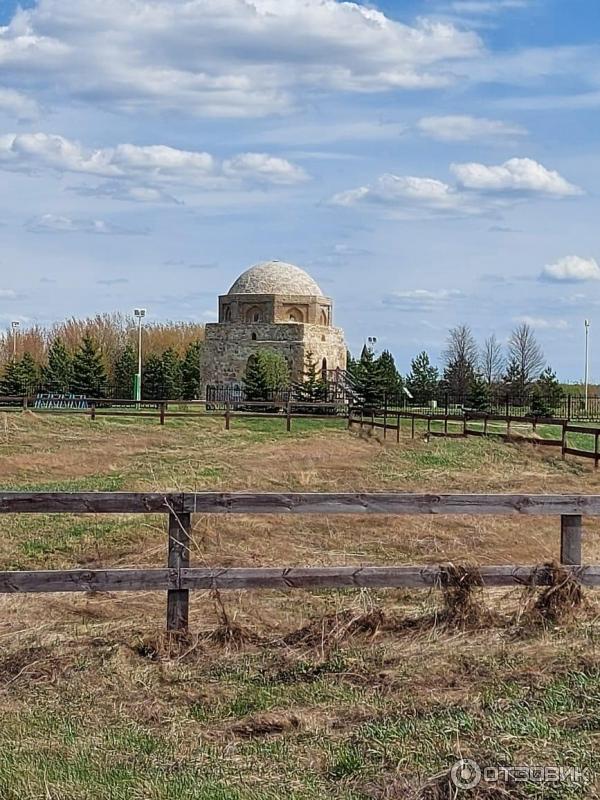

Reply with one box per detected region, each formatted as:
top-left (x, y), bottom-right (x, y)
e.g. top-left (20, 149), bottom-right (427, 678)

top-left (11, 321), bottom-right (19, 359)
top-left (133, 308), bottom-right (146, 402)
top-left (585, 319), bottom-right (590, 413)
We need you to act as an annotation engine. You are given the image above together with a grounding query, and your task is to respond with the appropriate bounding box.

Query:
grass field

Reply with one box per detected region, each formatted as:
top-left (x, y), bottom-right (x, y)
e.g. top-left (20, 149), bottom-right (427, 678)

top-left (0, 410), bottom-right (599, 799)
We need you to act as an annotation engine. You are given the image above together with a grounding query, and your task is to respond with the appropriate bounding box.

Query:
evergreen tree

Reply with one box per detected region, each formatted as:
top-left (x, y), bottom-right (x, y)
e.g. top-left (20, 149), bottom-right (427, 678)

top-left (0, 354), bottom-right (40, 395)
top-left (44, 337), bottom-right (73, 393)
top-left (160, 347), bottom-right (182, 399)
top-left (352, 346), bottom-right (384, 408)
top-left (531, 366), bottom-right (563, 416)
top-left (0, 359), bottom-right (21, 395)
top-left (295, 351), bottom-right (327, 403)
top-left (71, 335), bottom-right (107, 397)
top-left (501, 357), bottom-right (525, 400)
top-left (142, 353), bottom-right (165, 401)
top-left (376, 349), bottom-right (403, 401)
top-left (406, 351), bottom-right (439, 404)
top-left (113, 344), bottom-right (137, 399)
top-left (181, 340), bottom-right (202, 400)
top-left (467, 373), bottom-right (490, 411)
top-left (243, 350), bottom-right (290, 401)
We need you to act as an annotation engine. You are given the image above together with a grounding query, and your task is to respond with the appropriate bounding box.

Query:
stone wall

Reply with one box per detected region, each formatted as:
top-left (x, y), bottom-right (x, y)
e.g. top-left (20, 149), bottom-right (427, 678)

top-left (200, 321), bottom-right (346, 396)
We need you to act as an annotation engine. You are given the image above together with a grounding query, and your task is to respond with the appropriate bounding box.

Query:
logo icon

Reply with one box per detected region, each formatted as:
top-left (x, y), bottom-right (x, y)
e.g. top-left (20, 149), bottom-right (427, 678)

top-left (450, 758), bottom-right (482, 790)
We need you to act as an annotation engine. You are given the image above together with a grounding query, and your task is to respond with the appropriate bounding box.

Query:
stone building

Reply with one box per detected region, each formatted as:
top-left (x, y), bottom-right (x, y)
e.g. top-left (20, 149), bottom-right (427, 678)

top-left (200, 260), bottom-right (346, 397)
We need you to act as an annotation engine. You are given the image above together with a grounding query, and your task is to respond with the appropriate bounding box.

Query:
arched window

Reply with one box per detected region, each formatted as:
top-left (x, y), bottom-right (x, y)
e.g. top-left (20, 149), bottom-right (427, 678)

top-left (287, 307), bottom-right (304, 322)
top-left (246, 306), bottom-right (263, 323)
top-left (320, 309), bottom-right (328, 326)
top-left (251, 332), bottom-right (257, 341)
top-left (223, 305), bottom-right (231, 322)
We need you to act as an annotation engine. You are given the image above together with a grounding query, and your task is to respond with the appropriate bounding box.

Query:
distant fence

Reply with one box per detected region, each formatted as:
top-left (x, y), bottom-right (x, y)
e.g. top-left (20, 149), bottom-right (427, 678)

top-left (0, 491), bottom-right (598, 631)
top-left (350, 408), bottom-right (600, 468)
top-left (0, 396), bottom-right (347, 430)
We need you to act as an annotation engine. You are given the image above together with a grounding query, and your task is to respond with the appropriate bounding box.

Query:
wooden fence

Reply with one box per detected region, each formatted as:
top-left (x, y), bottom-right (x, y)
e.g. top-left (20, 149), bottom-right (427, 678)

top-left (349, 409), bottom-right (600, 467)
top-left (0, 491), bottom-right (599, 631)
top-left (0, 396), bottom-right (346, 431)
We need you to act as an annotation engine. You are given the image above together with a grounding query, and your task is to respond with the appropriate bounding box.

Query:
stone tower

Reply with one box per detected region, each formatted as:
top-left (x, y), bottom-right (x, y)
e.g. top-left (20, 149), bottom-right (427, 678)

top-left (200, 260), bottom-right (346, 397)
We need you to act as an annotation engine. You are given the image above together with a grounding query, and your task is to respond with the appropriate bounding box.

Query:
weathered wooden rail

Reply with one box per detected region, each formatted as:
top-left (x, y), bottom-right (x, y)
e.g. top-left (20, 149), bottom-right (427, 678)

top-left (0, 396), bottom-right (346, 431)
top-left (0, 491), bottom-right (598, 631)
top-left (349, 409), bottom-right (600, 467)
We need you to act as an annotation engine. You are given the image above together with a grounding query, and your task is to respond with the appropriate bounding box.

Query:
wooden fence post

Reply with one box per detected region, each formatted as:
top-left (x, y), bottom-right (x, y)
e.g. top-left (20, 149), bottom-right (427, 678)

top-left (90, 403), bottom-right (96, 421)
top-left (360, 408), bottom-right (364, 429)
top-left (483, 414), bottom-right (488, 436)
top-left (396, 413), bottom-right (400, 443)
top-left (427, 416), bottom-right (431, 436)
top-left (562, 422), bottom-right (567, 460)
top-left (383, 396), bottom-right (388, 439)
top-left (286, 401), bottom-right (292, 432)
top-left (22, 395), bottom-right (28, 411)
top-left (560, 514), bottom-right (582, 565)
top-left (444, 415), bottom-right (448, 436)
top-left (463, 413), bottom-right (468, 438)
top-left (160, 402), bottom-right (166, 426)
top-left (225, 401), bottom-right (230, 430)
top-left (167, 510), bottom-right (191, 631)
top-left (411, 414), bottom-right (415, 439)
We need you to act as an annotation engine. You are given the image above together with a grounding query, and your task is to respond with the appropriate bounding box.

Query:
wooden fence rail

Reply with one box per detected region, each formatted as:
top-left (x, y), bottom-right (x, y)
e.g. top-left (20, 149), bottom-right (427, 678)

top-left (0, 491), bottom-right (596, 631)
top-left (349, 409), bottom-right (600, 467)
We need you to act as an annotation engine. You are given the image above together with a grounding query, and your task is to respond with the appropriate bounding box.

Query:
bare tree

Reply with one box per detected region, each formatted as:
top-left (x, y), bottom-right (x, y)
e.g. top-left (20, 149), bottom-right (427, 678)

top-left (480, 334), bottom-right (504, 386)
top-left (442, 324), bottom-right (479, 396)
top-left (506, 322), bottom-right (545, 394)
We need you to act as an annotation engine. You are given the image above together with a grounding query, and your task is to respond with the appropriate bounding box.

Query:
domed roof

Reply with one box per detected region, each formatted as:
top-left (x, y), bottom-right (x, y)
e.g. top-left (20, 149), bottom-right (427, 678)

top-left (227, 260), bottom-right (323, 296)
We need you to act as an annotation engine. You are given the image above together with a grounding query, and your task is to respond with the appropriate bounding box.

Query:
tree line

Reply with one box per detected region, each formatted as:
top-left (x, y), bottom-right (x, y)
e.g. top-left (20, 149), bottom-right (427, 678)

top-left (347, 322), bottom-right (562, 414)
top-left (0, 315), bottom-right (204, 399)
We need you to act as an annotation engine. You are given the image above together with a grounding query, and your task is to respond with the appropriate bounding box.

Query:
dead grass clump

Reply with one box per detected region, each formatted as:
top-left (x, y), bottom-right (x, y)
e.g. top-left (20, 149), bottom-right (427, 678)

top-left (0, 644), bottom-right (70, 685)
top-left (438, 564), bottom-right (495, 630)
top-left (229, 710), bottom-right (303, 738)
top-left (360, 765), bottom-right (530, 799)
top-left (518, 562), bottom-right (584, 628)
top-left (202, 591), bottom-right (260, 649)
top-left (281, 607), bottom-right (385, 649)
top-left (133, 631), bottom-right (202, 663)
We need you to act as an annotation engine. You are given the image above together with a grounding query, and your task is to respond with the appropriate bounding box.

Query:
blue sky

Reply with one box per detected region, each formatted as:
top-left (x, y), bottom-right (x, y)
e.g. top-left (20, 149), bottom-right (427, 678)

top-left (0, 0), bottom-right (599, 379)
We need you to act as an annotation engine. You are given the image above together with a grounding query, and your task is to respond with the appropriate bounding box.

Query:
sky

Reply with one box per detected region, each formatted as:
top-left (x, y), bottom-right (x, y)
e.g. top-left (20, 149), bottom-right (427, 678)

top-left (0, 0), bottom-right (599, 380)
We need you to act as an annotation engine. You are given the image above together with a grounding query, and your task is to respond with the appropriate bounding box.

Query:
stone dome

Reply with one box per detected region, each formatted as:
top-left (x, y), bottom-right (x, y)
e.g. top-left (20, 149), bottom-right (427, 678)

top-left (227, 260), bottom-right (323, 296)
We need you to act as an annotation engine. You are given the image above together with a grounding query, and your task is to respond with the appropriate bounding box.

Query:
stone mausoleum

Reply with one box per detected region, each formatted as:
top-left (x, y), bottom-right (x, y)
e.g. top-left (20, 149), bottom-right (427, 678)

top-left (200, 260), bottom-right (346, 397)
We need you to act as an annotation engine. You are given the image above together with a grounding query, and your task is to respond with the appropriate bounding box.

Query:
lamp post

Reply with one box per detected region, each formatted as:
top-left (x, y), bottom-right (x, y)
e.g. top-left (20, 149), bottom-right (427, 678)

top-left (585, 319), bottom-right (590, 413)
top-left (366, 336), bottom-right (377, 353)
top-left (133, 308), bottom-right (146, 402)
top-left (11, 321), bottom-right (19, 359)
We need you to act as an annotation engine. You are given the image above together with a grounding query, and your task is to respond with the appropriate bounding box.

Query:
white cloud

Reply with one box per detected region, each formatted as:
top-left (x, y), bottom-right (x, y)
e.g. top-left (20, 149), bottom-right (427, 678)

top-left (0, 0), bottom-right (482, 118)
top-left (0, 132), bottom-right (308, 199)
top-left (0, 87), bottom-right (39, 120)
top-left (450, 0), bottom-right (530, 13)
top-left (384, 288), bottom-right (464, 311)
top-left (26, 214), bottom-right (146, 235)
top-left (0, 289), bottom-right (17, 299)
top-left (514, 315), bottom-right (569, 330)
top-left (222, 153), bottom-right (308, 185)
top-left (451, 157), bottom-right (581, 196)
top-left (331, 173), bottom-right (477, 216)
top-left (417, 114), bottom-right (526, 142)
top-left (540, 255), bottom-right (600, 283)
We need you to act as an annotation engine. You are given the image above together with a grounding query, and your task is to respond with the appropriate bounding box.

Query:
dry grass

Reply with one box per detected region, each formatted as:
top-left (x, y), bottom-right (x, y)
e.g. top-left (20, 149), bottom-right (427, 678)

top-left (0, 413), bottom-right (599, 798)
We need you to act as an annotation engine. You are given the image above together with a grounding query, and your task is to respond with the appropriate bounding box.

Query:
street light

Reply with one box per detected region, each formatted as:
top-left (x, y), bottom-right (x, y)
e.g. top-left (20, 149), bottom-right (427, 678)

top-left (585, 319), bottom-right (590, 413)
top-left (133, 308), bottom-right (146, 402)
top-left (366, 336), bottom-right (377, 352)
top-left (11, 321), bottom-right (19, 359)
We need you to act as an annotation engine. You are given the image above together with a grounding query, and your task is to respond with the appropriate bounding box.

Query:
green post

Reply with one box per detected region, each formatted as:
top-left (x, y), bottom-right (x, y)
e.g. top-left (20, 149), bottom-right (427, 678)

top-left (134, 373), bottom-right (141, 403)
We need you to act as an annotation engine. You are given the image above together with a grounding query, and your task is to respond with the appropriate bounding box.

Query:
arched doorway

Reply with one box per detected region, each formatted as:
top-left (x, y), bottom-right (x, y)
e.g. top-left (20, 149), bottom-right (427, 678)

top-left (321, 357), bottom-right (328, 382)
